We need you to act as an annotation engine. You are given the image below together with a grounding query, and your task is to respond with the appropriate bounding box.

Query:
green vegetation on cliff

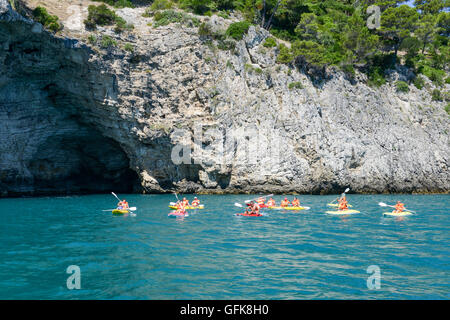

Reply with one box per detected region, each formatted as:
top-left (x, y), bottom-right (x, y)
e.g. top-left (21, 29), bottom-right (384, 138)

top-left (32, 6), bottom-right (62, 33)
top-left (84, 4), bottom-right (134, 32)
top-left (168, 0), bottom-right (448, 89)
top-left (226, 21), bottom-right (251, 40)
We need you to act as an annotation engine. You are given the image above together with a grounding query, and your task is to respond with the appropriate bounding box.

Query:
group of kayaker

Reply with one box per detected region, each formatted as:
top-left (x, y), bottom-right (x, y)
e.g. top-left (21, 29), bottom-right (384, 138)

top-left (243, 196), bottom-right (303, 215)
top-left (334, 194), bottom-right (405, 213)
top-left (175, 197), bottom-right (201, 208)
top-left (256, 196), bottom-right (302, 208)
top-left (170, 197), bottom-right (202, 215)
top-left (281, 197), bottom-right (301, 207)
top-left (329, 193), bottom-right (408, 216)
top-left (111, 193), bottom-right (409, 218)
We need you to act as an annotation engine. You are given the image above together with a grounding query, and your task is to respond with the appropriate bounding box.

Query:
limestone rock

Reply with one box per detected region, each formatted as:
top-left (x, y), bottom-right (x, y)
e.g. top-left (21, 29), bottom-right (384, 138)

top-left (0, 0), bottom-right (448, 196)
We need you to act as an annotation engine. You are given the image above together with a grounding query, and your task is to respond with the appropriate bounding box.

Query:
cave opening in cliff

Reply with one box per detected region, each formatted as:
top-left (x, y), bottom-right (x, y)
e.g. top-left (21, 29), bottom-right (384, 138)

top-left (27, 129), bottom-right (140, 196)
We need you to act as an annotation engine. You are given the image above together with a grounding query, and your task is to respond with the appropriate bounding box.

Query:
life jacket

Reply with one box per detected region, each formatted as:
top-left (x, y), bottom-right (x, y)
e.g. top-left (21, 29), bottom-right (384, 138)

top-left (191, 199), bottom-right (200, 206)
top-left (281, 200), bottom-right (290, 207)
top-left (292, 199), bottom-right (300, 206)
top-left (338, 200), bottom-right (348, 210)
top-left (267, 199), bottom-right (275, 206)
top-left (395, 203), bottom-right (405, 212)
top-left (257, 197), bottom-right (265, 205)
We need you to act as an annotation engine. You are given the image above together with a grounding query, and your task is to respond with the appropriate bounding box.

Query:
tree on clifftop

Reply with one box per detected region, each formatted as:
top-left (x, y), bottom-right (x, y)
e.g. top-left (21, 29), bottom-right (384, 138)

top-left (380, 4), bottom-right (419, 58)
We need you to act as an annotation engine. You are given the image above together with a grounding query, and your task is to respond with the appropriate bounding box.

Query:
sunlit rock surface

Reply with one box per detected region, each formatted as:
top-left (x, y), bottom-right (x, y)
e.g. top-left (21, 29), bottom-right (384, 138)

top-left (0, 0), bottom-right (448, 196)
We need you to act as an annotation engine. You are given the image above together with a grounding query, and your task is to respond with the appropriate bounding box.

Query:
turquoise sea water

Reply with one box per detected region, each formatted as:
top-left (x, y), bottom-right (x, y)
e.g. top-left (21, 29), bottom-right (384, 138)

top-left (0, 194), bottom-right (448, 299)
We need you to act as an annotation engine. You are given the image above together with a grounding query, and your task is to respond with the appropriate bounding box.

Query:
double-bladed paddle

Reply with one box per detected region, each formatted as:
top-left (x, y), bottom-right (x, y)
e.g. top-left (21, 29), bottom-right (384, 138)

top-left (244, 194), bottom-right (273, 203)
top-left (330, 188), bottom-right (350, 204)
top-left (378, 202), bottom-right (416, 214)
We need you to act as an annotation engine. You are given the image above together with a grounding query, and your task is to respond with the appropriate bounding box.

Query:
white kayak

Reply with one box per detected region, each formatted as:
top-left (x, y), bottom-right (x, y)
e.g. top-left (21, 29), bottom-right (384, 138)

top-left (383, 211), bottom-right (413, 217)
top-left (326, 209), bottom-right (360, 215)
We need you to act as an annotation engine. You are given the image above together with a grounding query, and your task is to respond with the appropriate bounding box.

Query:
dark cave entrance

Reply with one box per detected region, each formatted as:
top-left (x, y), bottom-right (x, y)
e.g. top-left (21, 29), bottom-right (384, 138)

top-left (28, 129), bottom-right (140, 196)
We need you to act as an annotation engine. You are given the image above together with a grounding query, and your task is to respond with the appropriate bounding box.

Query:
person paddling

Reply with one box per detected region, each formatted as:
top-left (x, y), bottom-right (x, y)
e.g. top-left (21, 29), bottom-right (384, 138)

top-left (291, 197), bottom-right (300, 207)
top-left (191, 197), bottom-right (200, 207)
top-left (245, 201), bottom-right (260, 215)
top-left (175, 201), bottom-right (187, 214)
top-left (252, 202), bottom-right (261, 215)
top-left (182, 197), bottom-right (189, 207)
top-left (394, 201), bottom-right (405, 213)
top-left (281, 197), bottom-right (290, 207)
top-left (256, 197), bottom-right (265, 206)
top-left (245, 202), bottom-right (253, 214)
top-left (338, 196), bottom-right (348, 211)
top-left (117, 199), bottom-right (129, 210)
top-left (267, 197), bottom-right (276, 207)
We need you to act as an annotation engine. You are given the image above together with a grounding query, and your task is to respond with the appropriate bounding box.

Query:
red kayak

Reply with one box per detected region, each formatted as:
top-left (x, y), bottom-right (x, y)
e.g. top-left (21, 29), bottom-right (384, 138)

top-left (235, 213), bottom-right (263, 217)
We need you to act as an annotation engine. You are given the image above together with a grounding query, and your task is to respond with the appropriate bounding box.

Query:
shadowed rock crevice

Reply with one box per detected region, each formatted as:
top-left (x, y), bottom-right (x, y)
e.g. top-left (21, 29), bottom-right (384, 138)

top-left (0, 4), bottom-right (140, 196)
top-left (27, 130), bottom-right (140, 196)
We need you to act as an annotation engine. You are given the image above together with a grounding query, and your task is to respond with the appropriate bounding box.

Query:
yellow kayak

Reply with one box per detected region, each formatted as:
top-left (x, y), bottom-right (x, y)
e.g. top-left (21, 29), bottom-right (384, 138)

top-left (383, 211), bottom-right (413, 217)
top-left (168, 205), bottom-right (204, 210)
top-left (326, 209), bottom-right (360, 215)
top-left (327, 203), bottom-right (352, 207)
top-left (112, 209), bottom-right (129, 215)
top-left (267, 206), bottom-right (309, 211)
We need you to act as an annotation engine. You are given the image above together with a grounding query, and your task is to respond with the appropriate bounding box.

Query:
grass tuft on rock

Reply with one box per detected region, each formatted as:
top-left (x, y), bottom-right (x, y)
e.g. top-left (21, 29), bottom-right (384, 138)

top-left (225, 21), bottom-right (250, 40)
top-left (84, 4), bottom-right (133, 33)
top-left (395, 81), bottom-right (409, 93)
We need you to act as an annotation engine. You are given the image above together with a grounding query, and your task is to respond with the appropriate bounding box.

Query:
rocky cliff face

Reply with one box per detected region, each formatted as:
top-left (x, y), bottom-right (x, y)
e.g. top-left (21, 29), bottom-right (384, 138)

top-left (0, 0), bottom-right (449, 196)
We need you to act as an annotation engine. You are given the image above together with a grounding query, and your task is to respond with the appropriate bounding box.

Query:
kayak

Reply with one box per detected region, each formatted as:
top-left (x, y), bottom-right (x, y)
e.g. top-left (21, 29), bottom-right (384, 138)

top-left (326, 209), bottom-right (360, 215)
top-left (383, 211), bottom-right (413, 217)
top-left (235, 213), bottom-right (263, 217)
top-left (168, 205), bottom-right (204, 210)
top-left (112, 209), bottom-right (129, 215)
top-left (168, 211), bottom-right (188, 217)
top-left (267, 206), bottom-right (308, 211)
top-left (327, 203), bottom-right (352, 207)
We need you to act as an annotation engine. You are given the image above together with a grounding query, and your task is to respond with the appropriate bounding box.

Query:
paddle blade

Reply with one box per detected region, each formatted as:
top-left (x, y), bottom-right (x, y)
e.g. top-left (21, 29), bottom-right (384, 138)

top-left (378, 202), bottom-right (387, 206)
top-left (245, 194), bottom-right (273, 203)
top-left (234, 203), bottom-right (243, 207)
top-left (128, 207), bottom-right (137, 211)
top-left (170, 202), bottom-right (176, 206)
top-left (344, 188), bottom-right (350, 193)
top-left (111, 192), bottom-right (121, 202)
